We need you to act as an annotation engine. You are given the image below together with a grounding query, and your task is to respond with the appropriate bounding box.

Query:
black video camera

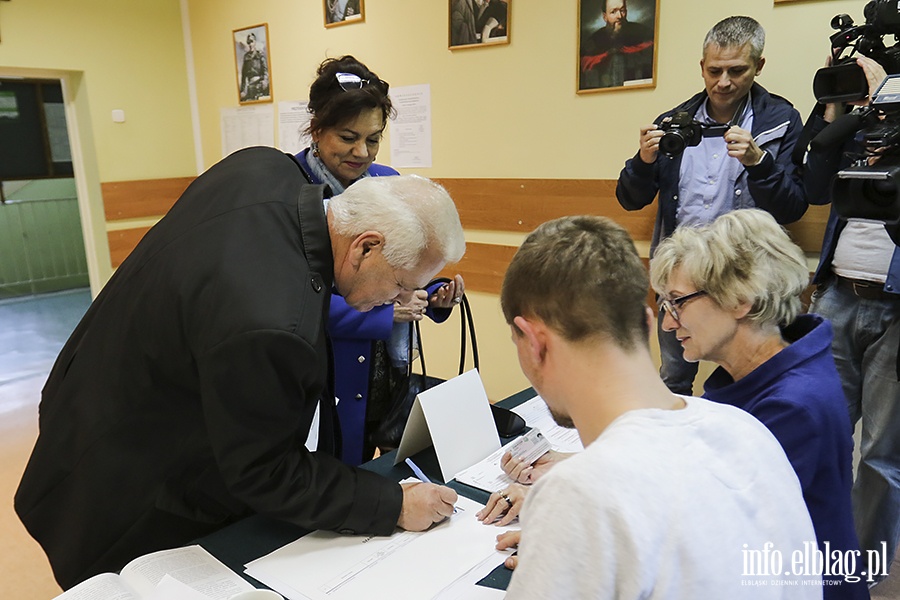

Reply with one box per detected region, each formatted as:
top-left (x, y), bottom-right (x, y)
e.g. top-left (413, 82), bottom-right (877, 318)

top-left (658, 112), bottom-right (729, 157)
top-left (813, 0), bottom-right (900, 103)
top-left (828, 75), bottom-right (900, 244)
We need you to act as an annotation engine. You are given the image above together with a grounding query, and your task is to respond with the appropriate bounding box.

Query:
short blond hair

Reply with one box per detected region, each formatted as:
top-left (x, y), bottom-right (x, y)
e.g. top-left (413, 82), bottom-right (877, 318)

top-left (650, 210), bottom-right (809, 328)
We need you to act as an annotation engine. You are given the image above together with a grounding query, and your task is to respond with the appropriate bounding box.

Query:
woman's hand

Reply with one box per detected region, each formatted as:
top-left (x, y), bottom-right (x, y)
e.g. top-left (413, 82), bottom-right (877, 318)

top-left (428, 274), bottom-right (465, 309)
top-left (500, 449), bottom-right (566, 485)
top-left (476, 483), bottom-right (528, 526)
top-left (393, 289), bottom-right (429, 323)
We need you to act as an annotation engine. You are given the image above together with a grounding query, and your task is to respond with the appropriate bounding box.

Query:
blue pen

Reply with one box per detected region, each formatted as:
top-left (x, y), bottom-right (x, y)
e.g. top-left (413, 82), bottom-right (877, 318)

top-left (405, 458), bottom-right (431, 483)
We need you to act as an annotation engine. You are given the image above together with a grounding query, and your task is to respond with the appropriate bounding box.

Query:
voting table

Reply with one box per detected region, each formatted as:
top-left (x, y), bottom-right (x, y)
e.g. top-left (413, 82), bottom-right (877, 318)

top-left (197, 387), bottom-right (539, 593)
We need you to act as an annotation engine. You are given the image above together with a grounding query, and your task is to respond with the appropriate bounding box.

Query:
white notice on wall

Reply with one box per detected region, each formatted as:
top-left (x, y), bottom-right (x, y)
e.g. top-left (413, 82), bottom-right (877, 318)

top-left (220, 104), bottom-right (275, 158)
top-left (389, 84), bottom-right (432, 168)
top-left (277, 100), bottom-right (312, 155)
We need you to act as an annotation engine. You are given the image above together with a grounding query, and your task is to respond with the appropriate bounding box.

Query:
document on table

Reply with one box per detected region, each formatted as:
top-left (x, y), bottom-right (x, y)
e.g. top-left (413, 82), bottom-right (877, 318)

top-left (244, 495), bottom-right (513, 600)
top-left (512, 395), bottom-right (584, 453)
top-left (454, 430), bottom-right (549, 494)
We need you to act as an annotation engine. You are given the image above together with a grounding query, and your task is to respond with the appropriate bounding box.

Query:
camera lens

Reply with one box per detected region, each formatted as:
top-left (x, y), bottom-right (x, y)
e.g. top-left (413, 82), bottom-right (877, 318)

top-left (659, 131), bottom-right (687, 157)
top-left (864, 178), bottom-right (899, 207)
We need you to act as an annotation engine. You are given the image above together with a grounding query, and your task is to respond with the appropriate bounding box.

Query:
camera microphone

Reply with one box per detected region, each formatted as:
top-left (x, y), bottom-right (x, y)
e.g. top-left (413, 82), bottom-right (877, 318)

top-left (810, 110), bottom-right (869, 151)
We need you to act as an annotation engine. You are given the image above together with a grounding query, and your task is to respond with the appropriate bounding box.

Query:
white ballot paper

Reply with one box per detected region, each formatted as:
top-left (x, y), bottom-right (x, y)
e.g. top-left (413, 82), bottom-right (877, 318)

top-left (512, 395), bottom-right (584, 453)
top-left (243, 495), bottom-right (513, 600)
top-left (395, 369), bottom-right (500, 483)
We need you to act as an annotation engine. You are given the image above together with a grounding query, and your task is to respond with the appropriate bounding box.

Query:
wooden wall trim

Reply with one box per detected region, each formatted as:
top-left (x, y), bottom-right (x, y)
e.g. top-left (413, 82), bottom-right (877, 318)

top-left (107, 226), bottom-right (151, 268)
top-left (433, 178), bottom-right (655, 242)
top-left (101, 177), bottom-right (194, 221)
top-left (102, 176), bottom-right (829, 285)
top-left (437, 243), bottom-right (658, 306)
top-left (434, 177), bottom-right (828, 255)
top-left (437, 242), bottom-right (518, 295)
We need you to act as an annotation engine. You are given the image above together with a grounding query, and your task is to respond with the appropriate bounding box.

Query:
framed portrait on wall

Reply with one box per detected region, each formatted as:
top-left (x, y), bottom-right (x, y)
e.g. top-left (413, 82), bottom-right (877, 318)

top-left (449, 0), bottom-right (510, 50)
top-left (233, 23), bottom-right (273, 104)
top-left (577, 0), bottom-right (658, 93)
top-left (324, 0), bottom-right (365, 28)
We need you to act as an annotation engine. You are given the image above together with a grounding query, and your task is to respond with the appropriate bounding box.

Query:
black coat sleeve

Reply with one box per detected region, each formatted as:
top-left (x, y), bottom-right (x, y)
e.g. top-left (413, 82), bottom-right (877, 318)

top-left (197, 329), bottom-right (403, 536)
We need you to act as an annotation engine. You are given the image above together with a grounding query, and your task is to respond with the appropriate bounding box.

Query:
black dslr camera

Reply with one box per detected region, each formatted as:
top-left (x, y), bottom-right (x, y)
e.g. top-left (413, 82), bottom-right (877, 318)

top-left (658, 112), bottom-right (729, 157)
top-left (813, 0), bottom-right (900, 103)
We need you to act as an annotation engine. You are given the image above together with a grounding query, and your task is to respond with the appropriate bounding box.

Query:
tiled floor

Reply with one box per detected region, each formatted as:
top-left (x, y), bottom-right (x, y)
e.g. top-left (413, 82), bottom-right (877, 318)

top-left (0, 288), bottom-right (91, 599)
top-left (1, 290), bottom-right (898, 599)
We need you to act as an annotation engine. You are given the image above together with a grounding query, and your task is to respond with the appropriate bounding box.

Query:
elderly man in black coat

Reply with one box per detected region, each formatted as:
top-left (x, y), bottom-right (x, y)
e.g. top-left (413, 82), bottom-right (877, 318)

top-left (15, 146), bottom-right (465, 589)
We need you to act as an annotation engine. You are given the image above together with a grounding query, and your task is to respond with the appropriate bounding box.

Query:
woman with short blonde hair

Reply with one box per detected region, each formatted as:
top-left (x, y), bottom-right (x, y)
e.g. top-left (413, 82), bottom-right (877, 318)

top-left (649, 209), bottom-right (867, 595)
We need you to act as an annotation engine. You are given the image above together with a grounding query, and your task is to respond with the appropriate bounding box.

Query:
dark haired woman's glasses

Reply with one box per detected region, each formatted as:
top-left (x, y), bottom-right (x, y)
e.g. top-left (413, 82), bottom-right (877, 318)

top-left (335, 72), bottom-right (388, 93)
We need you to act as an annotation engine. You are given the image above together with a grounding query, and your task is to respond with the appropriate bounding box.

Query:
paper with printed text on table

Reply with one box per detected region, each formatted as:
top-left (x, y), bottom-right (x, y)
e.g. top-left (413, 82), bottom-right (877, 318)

top-left (243, 494), bottom-right (513, 600)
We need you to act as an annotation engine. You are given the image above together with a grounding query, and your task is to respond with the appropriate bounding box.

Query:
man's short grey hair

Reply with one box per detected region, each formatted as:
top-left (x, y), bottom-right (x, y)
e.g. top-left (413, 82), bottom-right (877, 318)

top-left (650, 209), bottom-right (809, 329)
top-left (703, 16), bottom-right (765, 62)
top-left (328, 175), bottom-right (465, 271)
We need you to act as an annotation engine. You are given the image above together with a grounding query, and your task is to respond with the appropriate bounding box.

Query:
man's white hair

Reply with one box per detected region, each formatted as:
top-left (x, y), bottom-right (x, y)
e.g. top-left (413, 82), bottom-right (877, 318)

top-left (328, 174), bottom-right (465, 270)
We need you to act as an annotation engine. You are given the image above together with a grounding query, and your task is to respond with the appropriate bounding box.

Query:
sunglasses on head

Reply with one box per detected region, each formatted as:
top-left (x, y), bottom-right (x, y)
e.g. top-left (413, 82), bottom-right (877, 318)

top-left (335, 72), bottom-right (388, 93)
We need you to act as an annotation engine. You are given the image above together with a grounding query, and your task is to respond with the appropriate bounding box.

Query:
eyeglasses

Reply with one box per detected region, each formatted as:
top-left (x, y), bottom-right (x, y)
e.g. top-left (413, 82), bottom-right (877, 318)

top-left (335, 72), bottom-right (388, 93)
top-left (658, 290), bottom-right (707, 322)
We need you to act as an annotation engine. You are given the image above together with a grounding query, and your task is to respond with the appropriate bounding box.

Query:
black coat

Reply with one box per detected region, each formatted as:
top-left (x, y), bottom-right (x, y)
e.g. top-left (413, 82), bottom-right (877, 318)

top-left (15, 147), bottom-right (402, 589)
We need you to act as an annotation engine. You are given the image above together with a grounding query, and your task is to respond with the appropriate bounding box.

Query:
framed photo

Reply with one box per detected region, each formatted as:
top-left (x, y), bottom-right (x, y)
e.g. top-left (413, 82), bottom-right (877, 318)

top-left (449, 0), bottom-right (510, 50)
top-left (324, 0), bottom-right (365, 28)
top-left (577, 0), bottom-right (658, 93)
top-left (233, 24), bottom-right (272, 104)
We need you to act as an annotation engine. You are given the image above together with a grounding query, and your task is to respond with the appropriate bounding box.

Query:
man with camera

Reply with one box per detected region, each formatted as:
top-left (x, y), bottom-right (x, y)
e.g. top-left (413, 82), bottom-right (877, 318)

top-left (616, 15), bottom-right (806, 396)
top-left (804, 53), bottom-right (900, 586)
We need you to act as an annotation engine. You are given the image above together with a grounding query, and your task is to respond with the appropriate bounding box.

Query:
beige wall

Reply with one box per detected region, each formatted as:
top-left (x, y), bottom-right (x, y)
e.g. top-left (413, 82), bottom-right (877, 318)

top-left (0, 0), bottom-right (195, 181)
top-left (186, 0), bottom-right (863, 177)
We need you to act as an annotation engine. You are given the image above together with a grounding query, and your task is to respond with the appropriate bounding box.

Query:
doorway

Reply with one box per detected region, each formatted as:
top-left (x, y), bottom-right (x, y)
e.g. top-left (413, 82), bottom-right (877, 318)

top-left (0, 77), bottom-right (88, 299)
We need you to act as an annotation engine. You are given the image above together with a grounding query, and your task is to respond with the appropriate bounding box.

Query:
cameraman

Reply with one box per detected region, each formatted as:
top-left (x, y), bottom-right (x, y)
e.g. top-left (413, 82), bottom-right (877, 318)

top-left (805, 54), bottom-right (900, 586)
top-left (616, 15), bottom-right (806, 396)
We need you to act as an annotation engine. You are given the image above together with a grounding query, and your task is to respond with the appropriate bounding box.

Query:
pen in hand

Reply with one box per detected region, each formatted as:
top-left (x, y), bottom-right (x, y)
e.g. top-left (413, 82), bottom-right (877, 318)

top-left (405, 458), bottom-right (431, 483)
top-left (404, 458), bottom-right (459, 518)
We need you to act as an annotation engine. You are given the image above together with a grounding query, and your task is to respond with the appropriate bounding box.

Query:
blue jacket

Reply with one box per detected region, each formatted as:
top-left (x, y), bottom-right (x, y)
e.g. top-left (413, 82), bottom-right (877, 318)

top-left (703, 314), bottom-right (867, 599)
top-left (295, 149), bottom-right (451, 465)
top-left (805, 113), bottom-right (900, 294)
top-left (616, 83), bottom-right (807, 252)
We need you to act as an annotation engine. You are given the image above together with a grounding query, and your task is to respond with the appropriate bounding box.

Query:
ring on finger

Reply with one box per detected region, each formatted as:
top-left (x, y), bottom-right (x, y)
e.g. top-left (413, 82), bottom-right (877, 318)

top-left (500, 493), bottom-right (513, 509)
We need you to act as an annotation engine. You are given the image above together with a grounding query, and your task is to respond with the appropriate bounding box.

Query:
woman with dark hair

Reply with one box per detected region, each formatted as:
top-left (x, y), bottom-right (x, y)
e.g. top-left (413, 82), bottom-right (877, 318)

top-left (295, 55), bottom-right (465, 466)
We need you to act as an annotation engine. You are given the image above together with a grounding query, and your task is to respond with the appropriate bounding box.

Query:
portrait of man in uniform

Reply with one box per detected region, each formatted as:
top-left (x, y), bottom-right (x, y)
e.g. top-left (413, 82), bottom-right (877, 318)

top-left (233, 24), bottom-right (272, 104)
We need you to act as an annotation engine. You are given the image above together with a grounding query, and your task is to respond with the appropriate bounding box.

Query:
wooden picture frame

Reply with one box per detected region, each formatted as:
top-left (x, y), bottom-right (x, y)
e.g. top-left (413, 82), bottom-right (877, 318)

top-left (233, 23), bottom-right (273, 105)
top-left (449, 0), bottom-right (510, 50)
top-left (324, 0), bottom-right (365, 28)
top-left (577, 0), bottom-right (658, 93)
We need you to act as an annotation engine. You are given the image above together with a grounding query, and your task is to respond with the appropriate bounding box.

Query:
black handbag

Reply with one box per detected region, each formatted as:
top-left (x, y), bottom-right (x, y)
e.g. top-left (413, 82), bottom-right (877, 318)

top-left (371, 277), bottom-right (479, 452)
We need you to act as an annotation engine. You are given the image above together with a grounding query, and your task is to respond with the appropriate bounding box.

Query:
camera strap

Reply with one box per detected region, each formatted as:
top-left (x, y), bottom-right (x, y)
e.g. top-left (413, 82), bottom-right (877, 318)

top-left (791, 102), bottom-right (829, 167)
top-left (697, 92), bottom-right (749, 136)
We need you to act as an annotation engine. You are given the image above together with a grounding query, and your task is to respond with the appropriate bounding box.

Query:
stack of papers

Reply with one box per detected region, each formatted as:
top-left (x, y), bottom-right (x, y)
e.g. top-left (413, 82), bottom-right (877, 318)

top-left (244, 495), bottom-right (513, 600)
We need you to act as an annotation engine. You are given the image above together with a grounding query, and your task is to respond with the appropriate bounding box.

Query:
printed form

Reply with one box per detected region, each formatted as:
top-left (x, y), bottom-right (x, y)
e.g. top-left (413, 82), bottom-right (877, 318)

top-left (244, 495), bottom-right (513, 600)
